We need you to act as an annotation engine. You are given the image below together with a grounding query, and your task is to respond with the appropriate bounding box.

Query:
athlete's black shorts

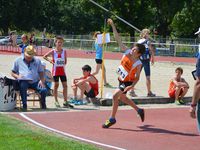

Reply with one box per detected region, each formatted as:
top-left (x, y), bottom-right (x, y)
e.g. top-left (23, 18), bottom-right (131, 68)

top-left (84, 88), bottom-right (96, 98)
top-left (95, 59), bottom-right (103, 64)
top-left (53, 75), bottom-right (67, 82)
top-left (118, 80), bottom-right (133, 94)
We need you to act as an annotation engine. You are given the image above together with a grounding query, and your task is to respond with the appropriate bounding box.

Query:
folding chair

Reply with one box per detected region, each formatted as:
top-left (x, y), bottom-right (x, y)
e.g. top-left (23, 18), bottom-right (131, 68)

top-left (16, 89), bottom-right (41, 110)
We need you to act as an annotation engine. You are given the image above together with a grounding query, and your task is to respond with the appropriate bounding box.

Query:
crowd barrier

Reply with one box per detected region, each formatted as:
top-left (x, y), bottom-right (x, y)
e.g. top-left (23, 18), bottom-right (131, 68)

top-left (0, 45), bottom-right (52, 56)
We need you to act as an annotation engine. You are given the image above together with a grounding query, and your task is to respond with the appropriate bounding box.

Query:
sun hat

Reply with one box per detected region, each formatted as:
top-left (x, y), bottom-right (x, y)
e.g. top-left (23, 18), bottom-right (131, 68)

top-left (24, 45), bottom-right (36, 57)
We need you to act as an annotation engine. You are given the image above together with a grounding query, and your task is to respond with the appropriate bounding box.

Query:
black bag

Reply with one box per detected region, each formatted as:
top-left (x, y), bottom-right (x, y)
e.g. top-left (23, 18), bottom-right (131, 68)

top-left (4, 77), bottom-right (20, 91)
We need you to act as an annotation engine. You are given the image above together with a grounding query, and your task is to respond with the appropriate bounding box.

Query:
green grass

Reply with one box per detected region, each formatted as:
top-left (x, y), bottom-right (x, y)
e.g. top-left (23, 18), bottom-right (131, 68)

top-left (0, 114), bottom-right (100, 150)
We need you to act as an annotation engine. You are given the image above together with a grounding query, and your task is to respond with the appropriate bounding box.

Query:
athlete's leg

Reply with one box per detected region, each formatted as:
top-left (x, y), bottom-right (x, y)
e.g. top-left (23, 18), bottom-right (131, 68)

top-left (93, 63), bottom-right (101, 76)
top-left (61, 81), bottom-right (68, 101)
top-left (77, 82), bottom-right (91, 95)
top-left (71, 84), bottom-right (78, 99)
top-left (179, 87), bottom-right (188, 99)
top-left (120, 94), bottom-right (139, 111)
top-left (146, 76), bottom-right (151, 93)
top-left (53, 76), bottom-right (59, 102)
top-left (110, 89), bottom-right (123, 118)
top-left (175, 87), bottom-right (182, 100)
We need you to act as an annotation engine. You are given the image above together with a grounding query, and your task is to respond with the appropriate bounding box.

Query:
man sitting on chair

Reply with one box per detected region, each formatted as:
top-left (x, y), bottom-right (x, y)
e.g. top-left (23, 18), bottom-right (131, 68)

top-left (11, 45), bottom-right (47, 110)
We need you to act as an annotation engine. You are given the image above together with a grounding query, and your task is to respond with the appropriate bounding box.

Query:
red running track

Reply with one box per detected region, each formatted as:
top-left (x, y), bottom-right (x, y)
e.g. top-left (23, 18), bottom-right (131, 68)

top-left (0, 46), bottom-right (196, 64)
top-left (12, 108), bottom-right (199, 150)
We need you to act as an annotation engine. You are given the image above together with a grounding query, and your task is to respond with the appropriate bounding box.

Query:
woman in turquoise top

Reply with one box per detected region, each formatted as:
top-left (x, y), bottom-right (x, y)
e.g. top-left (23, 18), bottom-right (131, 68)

top-left (92, 31), bottom-right (111, 87)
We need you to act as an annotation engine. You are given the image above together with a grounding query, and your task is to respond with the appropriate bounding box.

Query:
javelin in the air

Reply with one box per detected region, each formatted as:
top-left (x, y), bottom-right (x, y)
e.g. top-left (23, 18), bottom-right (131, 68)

top-left (89, 0), bottom-right (142, 33)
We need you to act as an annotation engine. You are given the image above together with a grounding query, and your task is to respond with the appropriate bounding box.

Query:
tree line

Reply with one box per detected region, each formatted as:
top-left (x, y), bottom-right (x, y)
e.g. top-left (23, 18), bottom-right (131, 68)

top-left (0, 0), bottom-right (199, 38)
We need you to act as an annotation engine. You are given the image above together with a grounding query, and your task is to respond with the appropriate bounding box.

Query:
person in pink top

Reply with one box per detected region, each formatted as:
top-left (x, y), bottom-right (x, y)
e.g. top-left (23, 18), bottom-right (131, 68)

top-left (43, 36), bottom-right (73, 108)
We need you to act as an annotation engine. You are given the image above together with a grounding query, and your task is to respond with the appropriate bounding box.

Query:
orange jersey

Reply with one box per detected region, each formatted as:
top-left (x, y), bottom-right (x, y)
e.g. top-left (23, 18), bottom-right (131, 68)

top-left (168, 80), bottom-right (175, 93)
top-left (168, 79), bottom-right (184, 98)
top-left (117, 55), bottom-right (142, 82)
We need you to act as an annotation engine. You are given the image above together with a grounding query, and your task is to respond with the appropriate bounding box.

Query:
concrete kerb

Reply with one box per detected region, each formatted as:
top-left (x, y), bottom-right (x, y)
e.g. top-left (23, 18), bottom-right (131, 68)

top-left (99, 96), bottom-right (192, 106)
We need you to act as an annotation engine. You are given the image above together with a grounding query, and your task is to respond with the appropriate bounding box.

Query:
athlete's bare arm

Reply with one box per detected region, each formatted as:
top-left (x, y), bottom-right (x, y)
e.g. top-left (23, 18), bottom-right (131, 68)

top-left (149, 42), bottom-right (155, 65)
top-left (107, 18), bottom-right (128, 51)
top-left (43, 50), bottom-right (54, 64)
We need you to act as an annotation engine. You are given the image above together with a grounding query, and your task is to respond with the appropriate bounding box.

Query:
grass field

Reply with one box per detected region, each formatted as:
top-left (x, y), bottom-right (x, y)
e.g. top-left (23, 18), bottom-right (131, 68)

top-left (0, 114), bottom-right (100, 150)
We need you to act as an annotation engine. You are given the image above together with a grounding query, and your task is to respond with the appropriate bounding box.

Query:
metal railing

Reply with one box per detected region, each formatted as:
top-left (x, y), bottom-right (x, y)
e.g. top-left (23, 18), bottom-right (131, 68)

top-left (0, 35), bottom-right (199, 57)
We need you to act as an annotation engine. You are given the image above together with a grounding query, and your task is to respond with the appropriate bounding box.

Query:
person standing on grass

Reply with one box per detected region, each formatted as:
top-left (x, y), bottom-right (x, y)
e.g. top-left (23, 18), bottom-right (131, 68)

top-left (102, 19), bottom-right (145, 128)
top-left (92, 31), bottom-right (111, 88)
top-left (43, 36), bottom-right (73, 108)
top-left (168, 67), bottom-right (189, 105)
top-left (190, 27), bottom-right (200, 134)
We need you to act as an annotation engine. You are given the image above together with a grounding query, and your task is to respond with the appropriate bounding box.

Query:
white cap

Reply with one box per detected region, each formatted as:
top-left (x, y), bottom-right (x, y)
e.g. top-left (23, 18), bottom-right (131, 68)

top-left (41, 61), bottom-right (46, 66)
top-left (195, 27), bottom-right (200, 35)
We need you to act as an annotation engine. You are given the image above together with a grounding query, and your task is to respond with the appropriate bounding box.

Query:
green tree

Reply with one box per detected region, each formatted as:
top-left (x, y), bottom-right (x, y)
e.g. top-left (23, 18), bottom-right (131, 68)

top-left (13, 0), bottom-right (43, 31)
top-left (84, 0), bottom-right (154, 41)
top-left (151, 0), bottom-right (186, 38)
top-left (0, 0), bottom-right (44, 34)
top-left (0, 0), bottom-right (199, 38)
top-left (109, 0), bottom-right (154, 39)
top-left (58, 0), bottom-right (106, 34)
top-left (171, 0), bottom-right (200, 37)
top-left (39, 0), bottom-right (63, 33)
top-left (0, 0), bottom-right (15, 34)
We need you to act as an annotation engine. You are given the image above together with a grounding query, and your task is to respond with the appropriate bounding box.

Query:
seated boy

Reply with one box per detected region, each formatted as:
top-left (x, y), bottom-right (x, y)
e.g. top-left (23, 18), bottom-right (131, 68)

top-left (71, 65), bottom-right (99, 105)
top-left (168, 67), bottom-right (189, 104)
top-left (41, 61), bottom-right (53, 96)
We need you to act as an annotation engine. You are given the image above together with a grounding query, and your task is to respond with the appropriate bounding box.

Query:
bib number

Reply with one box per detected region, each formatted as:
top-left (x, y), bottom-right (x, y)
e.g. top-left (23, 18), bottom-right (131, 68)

top-left (117, 65), bottom-right (128, 81)
top-left (55, 58), bottom-right (65, 67)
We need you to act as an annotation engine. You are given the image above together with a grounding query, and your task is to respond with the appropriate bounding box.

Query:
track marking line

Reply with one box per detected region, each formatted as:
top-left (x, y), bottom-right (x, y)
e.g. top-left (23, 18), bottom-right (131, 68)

top-left (19, 113), bottom-right (126, 150)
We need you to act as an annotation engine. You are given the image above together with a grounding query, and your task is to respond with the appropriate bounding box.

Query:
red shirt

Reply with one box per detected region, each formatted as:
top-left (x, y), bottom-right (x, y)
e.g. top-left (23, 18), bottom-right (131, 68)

top-left (85, 74), bottom-right (99, 96)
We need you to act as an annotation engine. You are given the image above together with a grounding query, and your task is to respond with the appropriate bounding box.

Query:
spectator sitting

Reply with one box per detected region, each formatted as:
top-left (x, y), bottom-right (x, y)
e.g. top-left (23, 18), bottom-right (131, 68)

top-left (168, 67), bottom-right (189, 105)
top-left (11, 45), bottom-right (47, 110)
top-left (71, 65), bottom-right (99, 105)
top-left (41, 61), bottom-right (53, 96)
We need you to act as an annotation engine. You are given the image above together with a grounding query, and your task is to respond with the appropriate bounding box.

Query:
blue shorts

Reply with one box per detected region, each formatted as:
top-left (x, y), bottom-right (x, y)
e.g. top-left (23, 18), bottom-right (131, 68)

top-left (141, 59), bottom-right (150, 77)
top-left (196, 58), bottom-right (200, 77)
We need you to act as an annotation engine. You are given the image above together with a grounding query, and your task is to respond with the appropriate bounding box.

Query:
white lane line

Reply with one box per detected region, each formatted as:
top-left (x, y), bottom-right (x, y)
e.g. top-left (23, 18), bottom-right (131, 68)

top-left (19, 113), bottom-right (126, 150)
